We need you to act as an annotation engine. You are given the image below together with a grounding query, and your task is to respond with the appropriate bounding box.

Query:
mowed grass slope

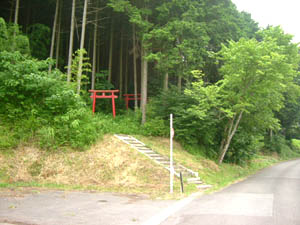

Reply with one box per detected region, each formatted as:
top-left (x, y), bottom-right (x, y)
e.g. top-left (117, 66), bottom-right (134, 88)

top-left (0, 135), bottom-right (173, 196)
top-left (0, 134), bottom-right (294, 197)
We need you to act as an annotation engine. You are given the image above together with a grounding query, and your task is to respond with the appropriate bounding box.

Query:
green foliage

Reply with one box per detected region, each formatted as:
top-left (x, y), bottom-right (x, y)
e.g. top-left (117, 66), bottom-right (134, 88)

top-left (0, 51), bottom-right (102, 150)
top-left (142, 117), bottom-right (168, 137)
top-left (0, 122), bottom-right (19, 149)
top-left (94, 70), bottom-right (115, 90)
top-left (14, 34), bottom-right (31, 55)
top-left (291, 139), bottom-right (300, 152)
top-left (224, 131), bottom-right (263, 165)
top-left (146, 86), bottom-right (219, 157)
top-left (69, 49), bottom-right (92, 93)
top-left (0, 17), bottom-right (8, 51)
top-left (264, 135), bottom-right (300, 159)
top-left (0, 18), bottom-right (30, 55)
top-left (27, 23), bottom-right (51, 59)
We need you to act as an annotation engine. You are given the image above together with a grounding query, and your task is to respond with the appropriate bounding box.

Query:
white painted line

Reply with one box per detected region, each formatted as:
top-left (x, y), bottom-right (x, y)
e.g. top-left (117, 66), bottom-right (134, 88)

top-left (141, 192), bottom-right (202, 225)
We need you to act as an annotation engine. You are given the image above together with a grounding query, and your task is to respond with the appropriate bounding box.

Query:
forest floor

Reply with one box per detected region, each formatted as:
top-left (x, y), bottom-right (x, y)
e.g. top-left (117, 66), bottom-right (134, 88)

top-left (0, 134), bottom-right (293, 199)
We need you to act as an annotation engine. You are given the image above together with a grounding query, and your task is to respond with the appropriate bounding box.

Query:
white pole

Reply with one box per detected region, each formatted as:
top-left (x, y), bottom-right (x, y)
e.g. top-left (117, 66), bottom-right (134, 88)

top-left (170, 114), bottom-right (174, 193)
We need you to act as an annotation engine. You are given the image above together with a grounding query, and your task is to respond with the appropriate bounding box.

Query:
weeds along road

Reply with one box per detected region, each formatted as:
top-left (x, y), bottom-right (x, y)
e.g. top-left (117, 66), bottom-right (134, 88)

top-left (161, 159), bottom-right (300, 225)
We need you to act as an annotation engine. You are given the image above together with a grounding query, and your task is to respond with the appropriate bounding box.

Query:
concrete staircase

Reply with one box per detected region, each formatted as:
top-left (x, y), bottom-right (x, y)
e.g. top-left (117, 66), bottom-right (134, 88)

top-left (114, 134), bottom-right (211, 189)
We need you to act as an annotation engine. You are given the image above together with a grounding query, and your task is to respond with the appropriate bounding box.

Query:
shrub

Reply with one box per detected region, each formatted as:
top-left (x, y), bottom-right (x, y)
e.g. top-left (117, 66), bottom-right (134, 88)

top-left (0, 51), bottom-right (104, 150)
top-left (224, 131), bottom-right (263, 165)
top-left (146, 87), bottom-right (219, 153)
top-left (291, 139), bottom-right (300, 152)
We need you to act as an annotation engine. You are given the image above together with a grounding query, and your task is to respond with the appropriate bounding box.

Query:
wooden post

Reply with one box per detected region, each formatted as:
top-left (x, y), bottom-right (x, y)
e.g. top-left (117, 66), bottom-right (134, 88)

top-left (180, 172), bottom-right (184, 194)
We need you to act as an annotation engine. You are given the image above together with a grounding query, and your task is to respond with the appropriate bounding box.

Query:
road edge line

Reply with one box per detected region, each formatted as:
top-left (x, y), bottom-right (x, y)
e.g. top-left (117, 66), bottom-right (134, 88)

top-left (141, 192), bottom-right (202, 225)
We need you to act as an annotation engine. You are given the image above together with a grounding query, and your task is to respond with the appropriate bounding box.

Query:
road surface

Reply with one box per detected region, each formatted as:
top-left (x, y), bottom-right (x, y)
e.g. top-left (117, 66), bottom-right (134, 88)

top-left (161, 159), bottom-right (300, 225)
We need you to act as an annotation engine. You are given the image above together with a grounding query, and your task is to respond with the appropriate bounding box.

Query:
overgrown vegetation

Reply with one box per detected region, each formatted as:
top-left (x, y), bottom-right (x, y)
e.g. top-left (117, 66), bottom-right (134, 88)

top-left (0, 0), bottom-right (300, 195)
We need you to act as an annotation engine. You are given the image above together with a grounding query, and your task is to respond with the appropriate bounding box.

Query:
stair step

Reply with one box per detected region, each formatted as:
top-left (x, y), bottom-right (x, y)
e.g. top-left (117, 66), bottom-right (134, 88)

top-left (139, 149), bottom-right (154, 152)
top-left (190, 180), bottom-right (203, 185)
top-left (128, 142), bottom-right (144, 145)
top-left (187, 177), bottom-right (201, 182)
top-left (158, 161), bottom-right (170, 164)
top-left (197, 184), bottom-right (212, 189)
top-left (114, 134), bottom-right (203, 182)
top-left (131, 144), bottom-right (145, 147)
top-left (152, 156), bottom-right (167, 160)
top-left (148, 154), bottom-right (161, 157)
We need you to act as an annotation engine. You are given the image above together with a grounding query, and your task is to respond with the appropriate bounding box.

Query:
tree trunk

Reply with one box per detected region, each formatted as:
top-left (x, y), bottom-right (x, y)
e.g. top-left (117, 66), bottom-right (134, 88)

top-left (14, 0), bottom-right (19, 29)
top-left (218, 111), bottom-right (244, 164)
top-left (177, 75), bottom-right (182, 91)
top-left (97, 35), bottom-right (101, 73)
top-left (124, 41), bottom-right (128, 96)
top-left (119, 29), bottom-right (124, 96)
top-left (91, 1), bottom-right (99, 90)
top-left (132, 24), bottom-right (138, 111)
top-left (55, 0), bottom-right (62, 69)
top-left (9, 0), bottom-right (14, 23)
top-left (270, 129), bottom-right (273, 141)
top-left (76, 0), bottom-right (89, 95)
top-left (13, 0), bottom-right (19, 49)
top-left (163, 72), bottom-right (169, 91)
top-left (48, 0), bottom-right (59, 73)
top-left (88, 32), bottom-right (92, 58)
top-left (141, 42), bottom-right (148, 125)
top-left (67, 0), bottom-right (76, 83)
top-left (108, 18), bottom-right (114, 82)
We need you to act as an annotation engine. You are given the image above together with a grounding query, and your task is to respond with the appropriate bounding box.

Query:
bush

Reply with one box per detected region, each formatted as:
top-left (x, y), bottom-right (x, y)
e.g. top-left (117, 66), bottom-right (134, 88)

top-left (264, 134), bottom-right (288, 154)
top-left (291, 139), bottom-right (300, 152)
top-left (146, 87), bottom-right (219, 154)
top-left (224, 131), bottom-right (263, 165)
top-left (0, 51), bottom-right (105, 150)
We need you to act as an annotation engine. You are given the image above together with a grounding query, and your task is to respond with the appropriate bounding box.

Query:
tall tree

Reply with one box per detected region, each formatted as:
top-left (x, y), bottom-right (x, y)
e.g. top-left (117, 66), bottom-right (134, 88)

top-left (55, 0), bottom-right (63, 69)
top-left (48, 0), bottom-right (60, 73)
top-left (13, 0), bottom-right (19, 32)
top-left (67, 0), bottom-right (76, 83)
top-left (140, 40), bottom-right (148, 124)
top-left (91, 0), bottom-right (99, 90)
top-left (186, 36), bottom-right (299, 164)
top-left (108, 17), bottom-right (114, 82)
top-left (76, 0), bottom-right (89, 95)
top-left (12, 0), bottom-right (19, 49)
top-left (119, 28), bottom-right (124, 96)
top-left (132, 24), bottom-right (138, 110)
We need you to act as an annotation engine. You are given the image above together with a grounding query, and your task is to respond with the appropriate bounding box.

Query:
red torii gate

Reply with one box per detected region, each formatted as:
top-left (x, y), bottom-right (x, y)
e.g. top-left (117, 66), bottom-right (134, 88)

top-left (123, 94), bottom-right (141, 110)
top-left (89, 90), bottom-right (119, 118)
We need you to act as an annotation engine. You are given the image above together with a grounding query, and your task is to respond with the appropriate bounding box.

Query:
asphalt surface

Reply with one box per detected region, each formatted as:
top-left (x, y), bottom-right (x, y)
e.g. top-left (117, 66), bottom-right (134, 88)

top-left (161, 159), bottom-right (300, 225)
top-left (1, 159), bottom-right (300, 225)
top-left (0, 190), bottom-right (175, 225)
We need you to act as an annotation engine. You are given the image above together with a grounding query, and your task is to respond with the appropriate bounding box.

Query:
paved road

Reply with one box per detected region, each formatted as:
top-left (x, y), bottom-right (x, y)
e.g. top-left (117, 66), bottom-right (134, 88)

top-left (0, 190), bottom-right (175, 225)
top-left (161, 159), bottom-right (300, 225)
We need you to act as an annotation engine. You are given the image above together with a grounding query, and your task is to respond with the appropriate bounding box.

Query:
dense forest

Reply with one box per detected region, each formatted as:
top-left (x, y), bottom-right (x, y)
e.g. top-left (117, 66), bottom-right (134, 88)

top-left (0, 0), bottom-right (300, 164)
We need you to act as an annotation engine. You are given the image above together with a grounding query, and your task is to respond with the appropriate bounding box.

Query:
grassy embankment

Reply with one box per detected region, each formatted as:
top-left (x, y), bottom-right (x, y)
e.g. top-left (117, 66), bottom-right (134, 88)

top-left (1, 134), bottom-right (299, 198)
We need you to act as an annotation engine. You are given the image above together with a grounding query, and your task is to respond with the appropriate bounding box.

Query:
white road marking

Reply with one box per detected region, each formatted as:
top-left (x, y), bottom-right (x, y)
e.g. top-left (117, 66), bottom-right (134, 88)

top-left (141, 192), bottom-right (202, 225)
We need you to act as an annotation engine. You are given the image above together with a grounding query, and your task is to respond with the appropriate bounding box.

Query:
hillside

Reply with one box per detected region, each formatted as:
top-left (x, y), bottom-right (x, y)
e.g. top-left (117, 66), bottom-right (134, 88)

top-left (0, 135), bottom-right (172, 196)
top-left (1, 134), bottom-right (293, 198)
